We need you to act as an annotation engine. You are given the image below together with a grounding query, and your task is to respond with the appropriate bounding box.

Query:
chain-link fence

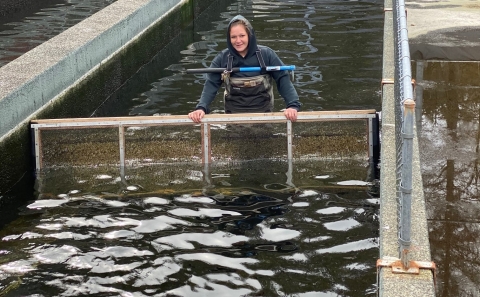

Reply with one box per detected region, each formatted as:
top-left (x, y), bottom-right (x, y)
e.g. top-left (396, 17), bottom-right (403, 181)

top-left (393, 0), bottom-right (416, 268)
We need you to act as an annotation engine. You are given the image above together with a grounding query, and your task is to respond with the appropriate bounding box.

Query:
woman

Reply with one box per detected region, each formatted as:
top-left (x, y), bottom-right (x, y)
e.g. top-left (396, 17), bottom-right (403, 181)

top-left (188, 15), bottom-right (301, 123)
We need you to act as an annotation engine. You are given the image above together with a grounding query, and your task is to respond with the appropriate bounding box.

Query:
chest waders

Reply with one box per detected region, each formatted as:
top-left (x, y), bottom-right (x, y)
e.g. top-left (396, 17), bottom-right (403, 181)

top-left (222, 49), bottom-right (274, 114)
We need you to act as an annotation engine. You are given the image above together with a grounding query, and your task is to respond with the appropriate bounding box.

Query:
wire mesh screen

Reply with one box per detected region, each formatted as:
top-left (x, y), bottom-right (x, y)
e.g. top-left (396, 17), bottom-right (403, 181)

top-left (39, 125), bottom-right (203, 167)
top-left (293, 121), bottom-right (368, 159)
top-left (35, 163), bottom-right (208, 199)
top-left (35, 158), bottom-right (374, 200)
top-left (40, 128), bottom-right (121, 168)
top-left (210, 123), bottom-right (288, 161)
top-left (37, 119), bottom-right (369, 169)
top-left (124, 125), bottom-right (202, 165)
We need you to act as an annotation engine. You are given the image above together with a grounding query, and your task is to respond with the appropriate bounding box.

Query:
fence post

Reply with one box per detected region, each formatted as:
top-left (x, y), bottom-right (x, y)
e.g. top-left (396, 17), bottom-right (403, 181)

top-left (399, 98), bottom-right (415, 268)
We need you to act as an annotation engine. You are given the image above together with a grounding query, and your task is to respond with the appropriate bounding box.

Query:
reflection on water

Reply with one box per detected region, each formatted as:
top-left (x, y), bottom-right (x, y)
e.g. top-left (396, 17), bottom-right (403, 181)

top-left (0, 0), bottom-right (116, 67)
top-left (414, 60), bottom-right (480, 297)
top-left (1, 160), bottom-right (379, 296)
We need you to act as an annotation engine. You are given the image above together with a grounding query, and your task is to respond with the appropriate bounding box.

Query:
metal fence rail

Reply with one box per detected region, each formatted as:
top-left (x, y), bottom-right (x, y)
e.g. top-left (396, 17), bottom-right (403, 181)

top-left (392, 0), bottom-right (435, 273)
top-left (31, 110), bottom-right (378, 171)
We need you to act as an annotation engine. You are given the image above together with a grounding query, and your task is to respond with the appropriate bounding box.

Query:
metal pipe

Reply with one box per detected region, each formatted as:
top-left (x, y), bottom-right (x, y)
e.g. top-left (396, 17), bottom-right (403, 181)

top-left (186, 65), bottom-right (295, 74)
top-left (399, 99), bottom-right (415, 268)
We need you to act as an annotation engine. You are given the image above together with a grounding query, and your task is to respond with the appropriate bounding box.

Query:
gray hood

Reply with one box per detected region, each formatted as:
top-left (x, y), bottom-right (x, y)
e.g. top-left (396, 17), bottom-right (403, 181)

top-left (226, 15), bottom-right (258, 58)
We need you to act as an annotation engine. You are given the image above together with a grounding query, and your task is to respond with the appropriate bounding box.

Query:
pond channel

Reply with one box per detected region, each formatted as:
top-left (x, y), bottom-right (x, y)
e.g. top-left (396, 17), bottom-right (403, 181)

top-left (0, 0), bottom-right (384, 296)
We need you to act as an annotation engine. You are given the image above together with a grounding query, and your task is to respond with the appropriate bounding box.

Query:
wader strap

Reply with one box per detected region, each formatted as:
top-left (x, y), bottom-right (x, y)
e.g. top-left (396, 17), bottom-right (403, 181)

top-left (255, 48), bottom-right (267, 74)
top-left (222, 54), bottom-right (234, 84)
top-left (227, 54), bottom-right (233, 72)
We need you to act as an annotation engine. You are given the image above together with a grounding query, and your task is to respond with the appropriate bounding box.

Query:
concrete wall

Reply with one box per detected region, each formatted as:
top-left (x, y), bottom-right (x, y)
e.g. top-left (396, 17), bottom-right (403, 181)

top-left (377, 0), bottom-right (436, 296)
top-left (0, 0), bottom-right (221, 223)
top-left (0, 0), bottom-right (184, 140)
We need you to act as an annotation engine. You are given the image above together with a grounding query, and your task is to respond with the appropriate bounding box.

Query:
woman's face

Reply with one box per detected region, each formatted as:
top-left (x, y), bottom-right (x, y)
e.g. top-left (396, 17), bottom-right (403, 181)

top-left (230, 24), bottom-right (249, 57)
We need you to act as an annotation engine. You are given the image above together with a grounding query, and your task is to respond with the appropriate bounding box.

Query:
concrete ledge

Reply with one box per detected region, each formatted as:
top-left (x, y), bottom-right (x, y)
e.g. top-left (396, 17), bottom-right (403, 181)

top-left (379, 121), bottom-right (397, 259)
top-left (0, 0), bottom-right (184, 141)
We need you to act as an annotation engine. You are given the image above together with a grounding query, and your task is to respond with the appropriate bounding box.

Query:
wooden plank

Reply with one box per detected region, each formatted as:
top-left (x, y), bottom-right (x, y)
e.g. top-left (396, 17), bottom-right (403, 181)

top-left (30, 110), bottom-right (377, 127)
top-left (119, 126), bottom-right (125, 168)
top-left (34, 127), bottom-right (42, 171)
top-left (287, 121), bottom-right (293, 160)
top-left (201, 123), bottom-right (211, 164)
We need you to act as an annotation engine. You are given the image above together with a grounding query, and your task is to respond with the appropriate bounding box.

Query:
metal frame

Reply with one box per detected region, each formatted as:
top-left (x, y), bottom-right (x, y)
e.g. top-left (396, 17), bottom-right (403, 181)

top-left (377, 258), bottom-right (436, 286)
top-left (31, 110), bottom-right (377, 170)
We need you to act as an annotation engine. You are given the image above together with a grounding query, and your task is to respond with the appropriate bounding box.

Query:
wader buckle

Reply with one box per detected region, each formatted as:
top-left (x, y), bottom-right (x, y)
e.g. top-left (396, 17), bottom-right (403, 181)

top-left (222, 69), bottom-right (231, 84)
top-left (222, 69), bottom-right (232, 81)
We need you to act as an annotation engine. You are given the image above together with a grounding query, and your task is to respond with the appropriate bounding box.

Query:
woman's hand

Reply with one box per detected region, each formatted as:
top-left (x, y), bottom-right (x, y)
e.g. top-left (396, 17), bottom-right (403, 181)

top-left (188, 109), bottom-right (205, 123)
top-left (284, 108), bottom-right (298, 122)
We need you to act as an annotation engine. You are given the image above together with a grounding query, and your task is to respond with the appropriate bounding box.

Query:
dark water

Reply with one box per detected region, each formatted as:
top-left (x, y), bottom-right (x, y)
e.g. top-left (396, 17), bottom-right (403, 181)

top-left (0, 0), bottom-right (384, 296)
top-left (93, 0), bottom-right (383, 117)
top-left (0, 0), bottom-right (117, 68)
top-left (1, 160), bottom-right (380, 296)
top-left (414, 60), bottom-right (480, 297)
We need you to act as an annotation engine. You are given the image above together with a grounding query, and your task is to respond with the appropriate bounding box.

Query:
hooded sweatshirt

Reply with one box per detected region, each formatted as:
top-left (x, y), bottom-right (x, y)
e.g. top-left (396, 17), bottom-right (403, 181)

top-left (195, 15), bottom-right (301, 113)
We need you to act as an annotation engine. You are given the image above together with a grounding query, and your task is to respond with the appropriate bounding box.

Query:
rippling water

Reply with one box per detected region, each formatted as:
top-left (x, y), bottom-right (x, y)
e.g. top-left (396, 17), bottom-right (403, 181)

top-left (0, 0), bottom-right (116, 67)
top-left (1, 160), bottom-right (379, 296)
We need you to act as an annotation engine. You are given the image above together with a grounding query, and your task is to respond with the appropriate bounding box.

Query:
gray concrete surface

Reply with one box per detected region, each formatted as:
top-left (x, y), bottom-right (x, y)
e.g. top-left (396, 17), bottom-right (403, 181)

top-left (406, 0), bottom-right (480, 60)
top-left (0, 0), bottom-right (181, 142)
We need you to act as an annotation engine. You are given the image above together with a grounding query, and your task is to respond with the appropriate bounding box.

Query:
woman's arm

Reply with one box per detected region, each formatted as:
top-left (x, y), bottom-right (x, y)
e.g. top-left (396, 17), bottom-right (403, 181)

top-left (195, 52), bottom-right (225, 113)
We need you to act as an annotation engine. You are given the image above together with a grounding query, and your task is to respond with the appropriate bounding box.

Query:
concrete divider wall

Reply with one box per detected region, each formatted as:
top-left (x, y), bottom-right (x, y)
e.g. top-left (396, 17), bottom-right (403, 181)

top-left (0, 0), bottom-right (184, 141)
top-left (378, 0), bottom-right (436, 295)
top-left (0, 0), bottom-right (222, 220)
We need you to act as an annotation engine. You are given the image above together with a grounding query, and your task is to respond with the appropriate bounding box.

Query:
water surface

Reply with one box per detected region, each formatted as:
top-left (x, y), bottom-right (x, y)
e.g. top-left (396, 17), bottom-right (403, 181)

top-left (1, 160), bottom-right (379, 296)
top-left (0, 0), bottom-right (117, 67)
top-left (414, 60), bottom-right (480, 297)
